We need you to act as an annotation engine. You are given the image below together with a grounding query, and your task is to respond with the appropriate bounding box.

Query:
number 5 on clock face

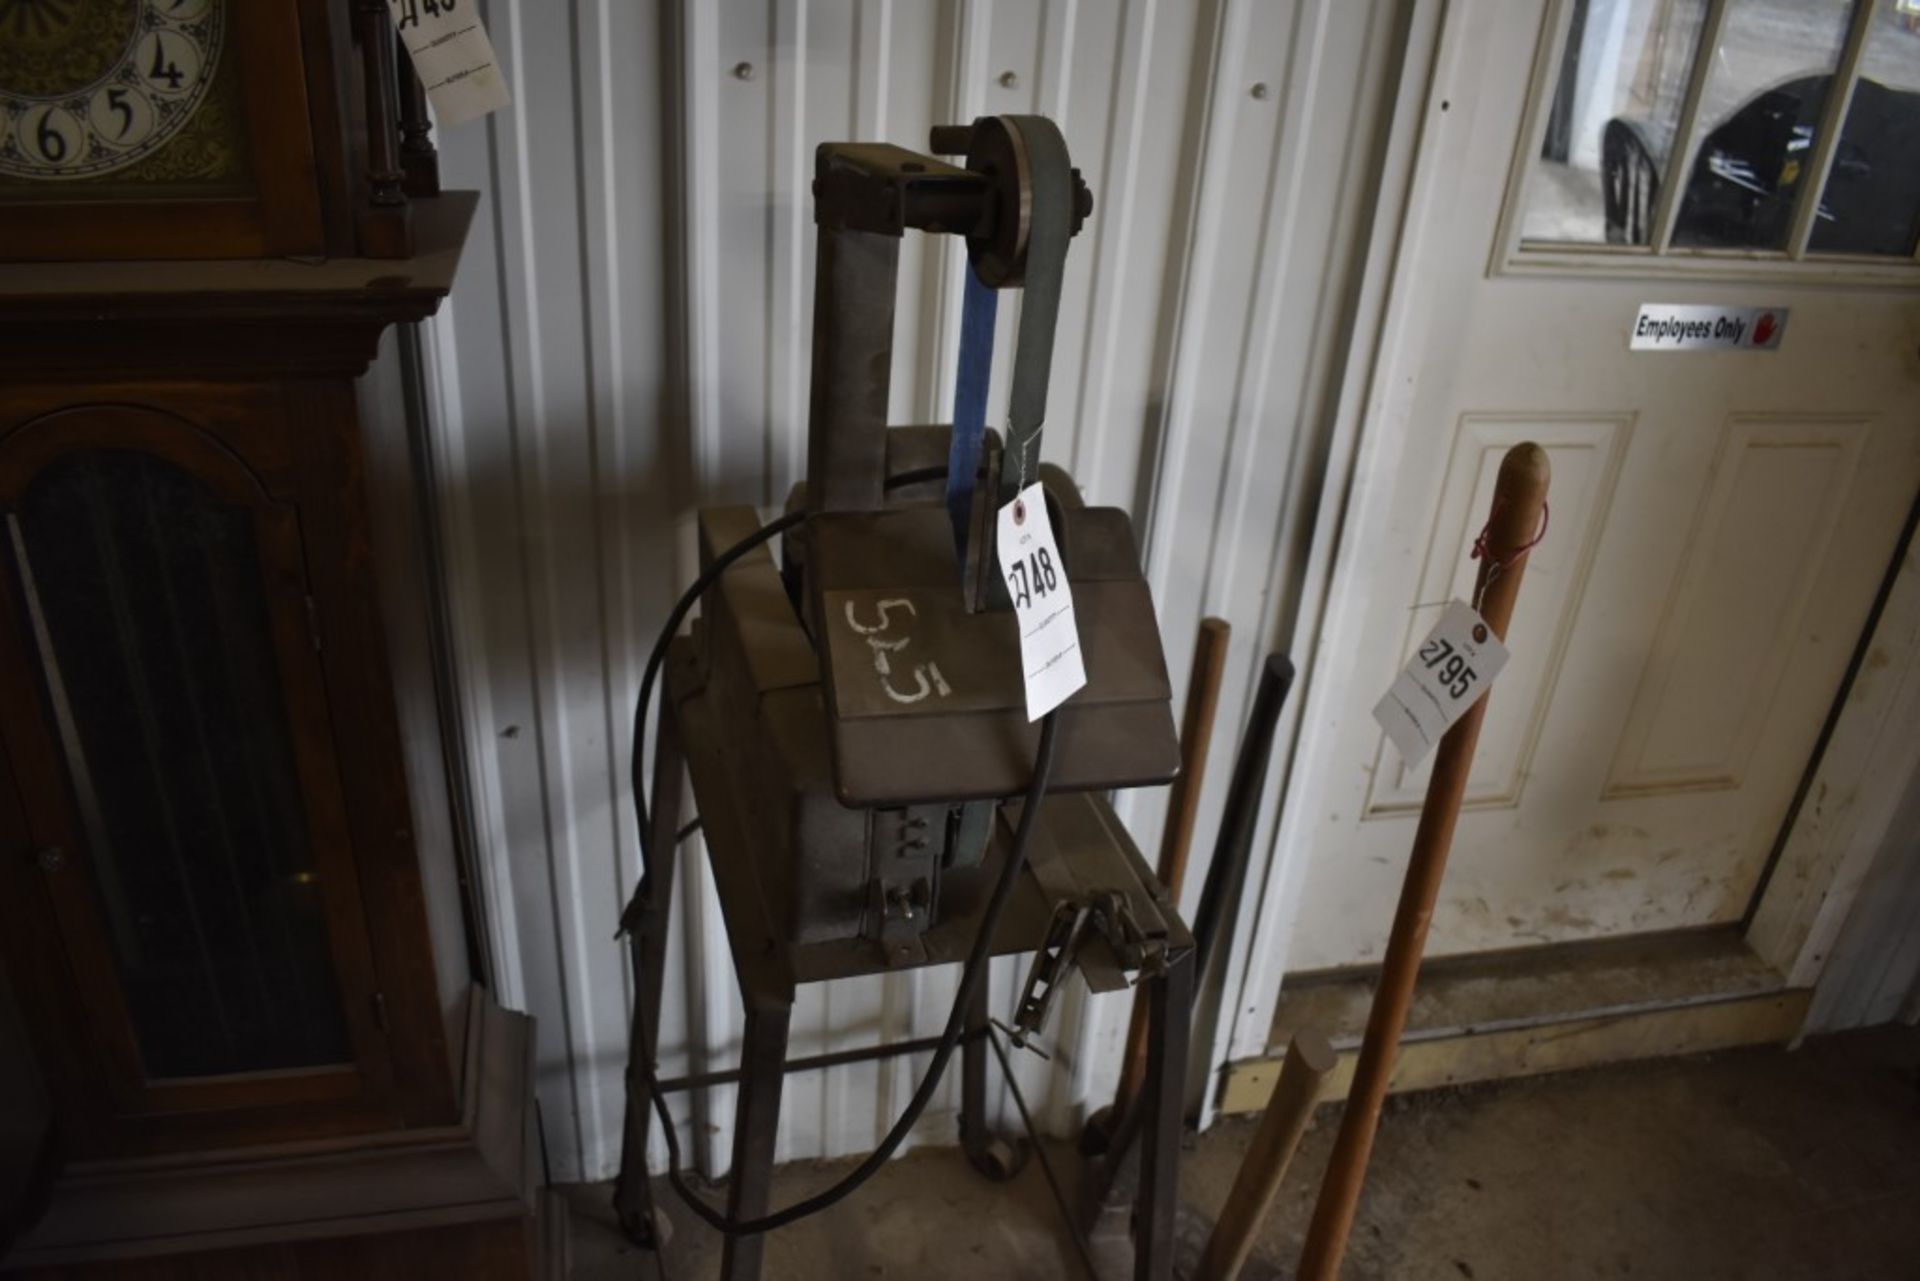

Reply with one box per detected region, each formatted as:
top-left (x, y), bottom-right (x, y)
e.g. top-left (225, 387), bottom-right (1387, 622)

top-left (87, 87), bottom-right (156, 150)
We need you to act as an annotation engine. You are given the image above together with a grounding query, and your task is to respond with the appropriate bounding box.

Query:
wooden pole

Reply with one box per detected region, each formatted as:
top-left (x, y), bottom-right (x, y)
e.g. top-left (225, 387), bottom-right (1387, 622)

top-left (1195, 1029), bottom-right (1337, 1281)
top-left (1295, 443), bottom-right (1550, 1280)
top-left (1112, 616), bottom-right (1231, 1121)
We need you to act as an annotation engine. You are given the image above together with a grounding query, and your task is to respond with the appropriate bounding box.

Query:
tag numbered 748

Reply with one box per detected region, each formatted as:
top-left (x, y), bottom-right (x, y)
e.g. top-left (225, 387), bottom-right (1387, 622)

top-left (391, 0), bottom-right (455, 31)
top-left (996, 484), bottom-right (1086, 721)
top-left (1003, 538), bottom-right (1061, 609)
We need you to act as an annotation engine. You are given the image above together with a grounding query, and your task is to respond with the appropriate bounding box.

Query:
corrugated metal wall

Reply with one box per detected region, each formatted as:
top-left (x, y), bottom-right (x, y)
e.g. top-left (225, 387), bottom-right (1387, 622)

top-left (1808, 757), bottom-right (1920, 1034)
top-left (417, 0), bottom-right (1403, 1182)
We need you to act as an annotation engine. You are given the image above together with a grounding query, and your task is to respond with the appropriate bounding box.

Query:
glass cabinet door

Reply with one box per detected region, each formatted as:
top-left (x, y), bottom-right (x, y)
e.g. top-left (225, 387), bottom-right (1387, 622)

top-left (0, 406), bottom-right (392, 1142)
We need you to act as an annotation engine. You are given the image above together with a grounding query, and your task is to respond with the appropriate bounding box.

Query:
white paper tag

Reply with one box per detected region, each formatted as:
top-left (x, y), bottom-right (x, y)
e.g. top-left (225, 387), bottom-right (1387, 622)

top-left (1372, 600), bottom-right (1509, 767)
top-left (996, 484), bottom-right (1086, 721)
top-left (390, 0), bottom-right (511, 128)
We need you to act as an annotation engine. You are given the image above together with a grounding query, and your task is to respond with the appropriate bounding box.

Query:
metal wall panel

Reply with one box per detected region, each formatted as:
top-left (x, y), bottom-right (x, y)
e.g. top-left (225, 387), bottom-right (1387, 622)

top-left (1808, 764), bottom-right (1920, 1033)
top-left (420, 0), bottom-right (1401, 1181)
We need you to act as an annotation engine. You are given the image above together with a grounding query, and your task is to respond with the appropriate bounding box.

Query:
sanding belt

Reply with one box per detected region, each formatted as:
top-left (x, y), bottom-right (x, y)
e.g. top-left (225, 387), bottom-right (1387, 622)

top-left (939, 118), bottom-right (1093, 928)
top-left (944, 116), bottom-right (1075, 573)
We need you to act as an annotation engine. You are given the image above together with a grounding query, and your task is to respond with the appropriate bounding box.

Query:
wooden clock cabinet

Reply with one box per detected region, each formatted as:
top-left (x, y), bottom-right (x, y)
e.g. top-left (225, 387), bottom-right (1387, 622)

top-left (0, 209), bottom-right (558, 1279)
top-left (0, 4), bottom-right (553, 1276)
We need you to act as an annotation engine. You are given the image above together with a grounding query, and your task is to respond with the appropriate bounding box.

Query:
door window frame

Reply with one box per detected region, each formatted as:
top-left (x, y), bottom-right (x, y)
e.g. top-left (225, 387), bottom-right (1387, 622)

top-left (1492, 0), bottom-right (1920, 284)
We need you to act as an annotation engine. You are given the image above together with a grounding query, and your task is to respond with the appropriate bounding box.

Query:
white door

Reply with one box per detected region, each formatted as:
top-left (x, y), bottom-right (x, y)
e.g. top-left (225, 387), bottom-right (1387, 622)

top-left (1282, 0), bottom-right (1920, 974)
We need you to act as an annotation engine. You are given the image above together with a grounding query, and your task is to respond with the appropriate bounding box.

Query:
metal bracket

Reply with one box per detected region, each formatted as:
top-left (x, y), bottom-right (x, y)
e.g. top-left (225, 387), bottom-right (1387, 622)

top-left (1009, 887), bottom-right (1168, 1052)
top-left (864, 806), bottom-right (944, 966)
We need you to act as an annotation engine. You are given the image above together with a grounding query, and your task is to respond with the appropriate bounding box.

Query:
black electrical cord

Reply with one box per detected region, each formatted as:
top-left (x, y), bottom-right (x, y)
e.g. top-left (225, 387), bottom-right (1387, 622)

top-left (635, 715), bottom-right (1057, 1239)
top-left (628, 461), bottom-right (1062, 1242)
top-left (629, 463), bottom-right (950, 886)
top-left (629, 509), bottom-right (801, 898)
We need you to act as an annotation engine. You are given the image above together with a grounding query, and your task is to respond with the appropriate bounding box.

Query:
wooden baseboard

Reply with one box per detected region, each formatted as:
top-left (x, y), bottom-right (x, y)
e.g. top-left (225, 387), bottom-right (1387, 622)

top-left (3, 988), bottom-right (548, 1278)
top-left (1219, 931), bottom-right (1811, 1115)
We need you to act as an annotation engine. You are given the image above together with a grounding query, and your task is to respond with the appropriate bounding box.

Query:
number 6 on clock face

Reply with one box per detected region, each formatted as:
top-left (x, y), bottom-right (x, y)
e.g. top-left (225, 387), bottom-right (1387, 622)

top-left (21, 107), bottom-right (80, 167)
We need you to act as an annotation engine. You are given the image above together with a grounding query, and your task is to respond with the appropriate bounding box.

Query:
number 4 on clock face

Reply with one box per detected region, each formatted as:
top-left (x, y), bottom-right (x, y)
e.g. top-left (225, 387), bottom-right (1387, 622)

top-left (136, 31), bottom-right (202, 96)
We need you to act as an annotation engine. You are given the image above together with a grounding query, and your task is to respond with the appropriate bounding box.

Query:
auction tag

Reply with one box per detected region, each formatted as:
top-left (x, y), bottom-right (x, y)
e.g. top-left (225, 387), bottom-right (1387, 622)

top-left (996, 484), bottom-right (1086, 721)
top-left (389, 0), bottom-right (511, 128)
top-left (1372, 600), bottom-right (1509, 766)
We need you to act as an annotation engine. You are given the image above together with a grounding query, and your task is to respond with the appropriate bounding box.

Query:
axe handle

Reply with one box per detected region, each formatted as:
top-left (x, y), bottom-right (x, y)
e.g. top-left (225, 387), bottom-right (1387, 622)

top-left (1296, 443), bottom-right (1550, 1280)
top-left (1113, 616), bottom-right (1231, 1117)
top-left (1195, 1029), bottom-right (1336, 1281)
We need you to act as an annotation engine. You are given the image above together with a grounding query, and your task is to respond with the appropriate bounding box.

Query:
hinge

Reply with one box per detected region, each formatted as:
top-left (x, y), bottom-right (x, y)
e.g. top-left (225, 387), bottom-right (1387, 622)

top-left (371, 991), bottom-right (389, 1033)
top-left (305, 595), bottom-right (323, 652)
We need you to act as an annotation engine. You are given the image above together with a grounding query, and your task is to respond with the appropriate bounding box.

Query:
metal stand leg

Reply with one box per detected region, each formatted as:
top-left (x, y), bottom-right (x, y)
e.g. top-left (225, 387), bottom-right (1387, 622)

top-left (720, 997), bottom-right (793, 1281)
top-left (1134, 954), bottom-right (1193, 1281)
top-left (960, 965), bottom-right (1024, 1180)
top-left (961, 965), bottom-right (989, 1158)
top-left (614, 704), bottom-right (687, 1245)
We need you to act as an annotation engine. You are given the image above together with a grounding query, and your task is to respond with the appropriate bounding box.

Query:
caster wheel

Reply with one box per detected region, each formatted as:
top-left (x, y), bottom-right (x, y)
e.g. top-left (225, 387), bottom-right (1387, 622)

top-left (1079, 1104), bottom-right (1117, 1158)
top-left (618, 1204), bottom-right (673, 1251)
top-left (966, 1135), bottom-right (1028, 1182)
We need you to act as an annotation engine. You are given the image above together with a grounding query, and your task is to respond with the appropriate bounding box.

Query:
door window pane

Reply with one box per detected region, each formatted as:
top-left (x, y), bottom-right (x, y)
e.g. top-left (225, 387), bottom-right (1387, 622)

top-left (1522, 0), bottom-right (1712, 245)
top-left (1670, 0), bottom-right (1853, 251)
top-left (9, 451), bottom-right (350, 1080)
top-left (1810, 0), bottom-right (1920, 255)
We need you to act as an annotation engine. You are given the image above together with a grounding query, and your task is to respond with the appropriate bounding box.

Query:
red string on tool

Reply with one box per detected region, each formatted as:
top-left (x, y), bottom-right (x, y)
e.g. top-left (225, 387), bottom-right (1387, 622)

top-left (1469, 500), bottom-right (1548, 613)
top-left (1470, 499), bottom-right (1549, 570)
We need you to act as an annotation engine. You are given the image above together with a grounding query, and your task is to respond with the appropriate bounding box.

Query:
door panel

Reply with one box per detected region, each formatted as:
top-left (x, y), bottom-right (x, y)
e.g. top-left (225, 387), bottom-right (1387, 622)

top-left (1364, 415), bottom-right (1633, 815)
top-left (0, 404), bottom-right (397, 1148)
top-left (1605, 416), bottom-right (1866, 796)
top-left (1289, 0), bottom-right (1920, 971)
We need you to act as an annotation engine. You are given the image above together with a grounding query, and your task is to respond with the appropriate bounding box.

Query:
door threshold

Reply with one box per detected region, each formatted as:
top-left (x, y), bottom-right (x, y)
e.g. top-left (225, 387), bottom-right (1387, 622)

top-left (1218, 930), bottom-right (1809, 1115)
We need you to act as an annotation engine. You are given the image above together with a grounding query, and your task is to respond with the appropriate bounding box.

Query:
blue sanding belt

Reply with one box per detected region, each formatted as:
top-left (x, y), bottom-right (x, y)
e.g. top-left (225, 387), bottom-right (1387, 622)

top-left (945, 267), bottom-right (998, 562)
top-left (944, 116), bottom-right (1075, 580)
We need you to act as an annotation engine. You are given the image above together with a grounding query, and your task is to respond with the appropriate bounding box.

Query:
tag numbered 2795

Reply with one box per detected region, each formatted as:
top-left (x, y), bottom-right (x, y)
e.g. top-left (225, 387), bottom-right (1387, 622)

top-left (1372, 600), bottom-right (1509, 766)
top-left (1416, 631), bottom-right (1479, 700)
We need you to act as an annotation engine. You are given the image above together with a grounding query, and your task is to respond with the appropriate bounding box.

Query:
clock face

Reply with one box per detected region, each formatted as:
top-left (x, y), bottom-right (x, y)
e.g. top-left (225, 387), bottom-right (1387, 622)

top-left (0, 0), bottom-right (228, 182)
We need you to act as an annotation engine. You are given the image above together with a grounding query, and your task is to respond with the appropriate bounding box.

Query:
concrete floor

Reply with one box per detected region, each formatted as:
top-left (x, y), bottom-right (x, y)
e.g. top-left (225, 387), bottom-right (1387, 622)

top-left (567, 1024), bottom-right (1920, 1280)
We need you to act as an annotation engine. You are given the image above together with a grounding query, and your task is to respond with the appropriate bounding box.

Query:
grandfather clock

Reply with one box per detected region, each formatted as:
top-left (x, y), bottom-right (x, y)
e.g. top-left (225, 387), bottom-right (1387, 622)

top-left (0, 2), bottom-right (554, 1275)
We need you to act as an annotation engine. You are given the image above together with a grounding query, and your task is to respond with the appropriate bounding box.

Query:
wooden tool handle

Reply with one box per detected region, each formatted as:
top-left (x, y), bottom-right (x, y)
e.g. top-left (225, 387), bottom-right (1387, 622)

top-left (1157, 616), bottom-right (1233, 893)
top-left (1195, 1029), bottom-right (1337, 1281)
top-left (1296, 443), bottom-right (1550, 1280)
top-left (1114, 616), bottom-right (1231, 1118)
